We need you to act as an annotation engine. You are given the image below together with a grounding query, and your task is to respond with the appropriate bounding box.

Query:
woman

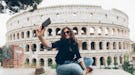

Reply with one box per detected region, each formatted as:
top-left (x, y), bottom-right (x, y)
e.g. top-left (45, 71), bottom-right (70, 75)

top-left (36, 26), bottom-right (93, 75)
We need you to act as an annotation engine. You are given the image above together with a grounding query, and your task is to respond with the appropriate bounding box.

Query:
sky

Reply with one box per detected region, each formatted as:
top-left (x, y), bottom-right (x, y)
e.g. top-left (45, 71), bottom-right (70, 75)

top-left (0, 0), bottom-right (135, 46)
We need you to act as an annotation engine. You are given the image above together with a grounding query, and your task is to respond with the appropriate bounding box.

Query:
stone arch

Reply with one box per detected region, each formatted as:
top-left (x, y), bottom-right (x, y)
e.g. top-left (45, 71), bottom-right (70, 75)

top-left (26, 31), bottom-right (30, 38)
top-left (26, 44), bottom-right (29, 52)
top-left (105, 28), bottom-right (109, 36)
top-left (13, 34), bottom-right (15, 40)
top-left (81, 27), bottom-right (86, 35)
top-left (82, 42), bottom-right (87, 50)
top-left (48, 58), bottom-right (53, 66)
top-left (25, 58), bottom-right (29, 65)
top-left (92, 57), bottom-right (96, 66)
top-left (48, 28), bottom-right (52, 36)
top-left (100, 57), bottom-right (105, 65)
top-left (32, 30), bottom-right (36, 37)
top-left (97, 27), bottom-right (102, 35)
top-left (40, 58), bottom-right (44, 66)
top-left (91, 42), bottom-right (95, 50)
top-left (40, 43), bottom-right (44, 51)
top-left (56, 28), bottom-right (61, 35)
top-left (21, 32), bottom-right (24, 38)
top-left (117, 29), bottom-right (120, 36)
top-left (32, 44), bottom-right (37, 52)
top-left (114, 56), bottom-right (118, 65)
top-left (113, 42), bottom-right (116, 50)
top-left (106, 42), bottom-right (110, 50)
top-left (107, 56), bottom-right (112, 66)
top-left (119, 56), bottom-right (123, 64)
top-left (73, 27), bottom-right (78, 35)
top-left (99, 42), bottom-right (103, 50)
top-left (119, 42), bottom-right (122, 49)
top-left (112, 28), bottom-right (115, 35)
top-left (17, 33), bottom-right (19, 39)
top-left (32, 58), bottom-right (36, 67)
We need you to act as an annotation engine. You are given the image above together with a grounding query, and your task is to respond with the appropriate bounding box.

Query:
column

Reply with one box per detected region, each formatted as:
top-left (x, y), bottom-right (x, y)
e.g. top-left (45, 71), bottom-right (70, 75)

top-left (110, 42), bottom-right (113, 50)
top-left (103, 41), bottom-right (106, 51)
top-left (87, 40), bottom-right (90, 51)
top-left (52, 27), bottom-right (56, 36)
top-left (102, 27), bottom-right (105, 36)
top-left (96, 56), bottom-right (100, 68)
top-left (44, 58), bottom-right (48, 70)
top-left (95, 41), bottom-right (99, 51)
top-left (87, 26), bottom-right (90, 35)
top-left (95, 27), bottom-right (98, 36)
top-left (78, 26), bottom-right (81, 35)
top-left (36, 58), bottom-right (40, 67)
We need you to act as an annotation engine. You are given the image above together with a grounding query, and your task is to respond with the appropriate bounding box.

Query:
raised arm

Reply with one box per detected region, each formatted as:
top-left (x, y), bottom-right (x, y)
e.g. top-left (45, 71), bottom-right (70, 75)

top-left (36, 26), bottom-right (50, 48)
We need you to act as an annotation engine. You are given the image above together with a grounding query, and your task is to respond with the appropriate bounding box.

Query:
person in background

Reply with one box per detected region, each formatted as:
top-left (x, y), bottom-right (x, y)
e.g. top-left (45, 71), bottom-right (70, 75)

top-left (36, 26), bottom-right (93, 75)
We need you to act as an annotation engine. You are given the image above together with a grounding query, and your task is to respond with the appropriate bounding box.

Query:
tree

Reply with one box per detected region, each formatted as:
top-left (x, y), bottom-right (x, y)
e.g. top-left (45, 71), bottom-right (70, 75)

top-left (0, 0), bottom-right (43, 13)
top-left (122, 61), bottom-right (135, 75)
top-left (0, 48), bottom-right (2, 62)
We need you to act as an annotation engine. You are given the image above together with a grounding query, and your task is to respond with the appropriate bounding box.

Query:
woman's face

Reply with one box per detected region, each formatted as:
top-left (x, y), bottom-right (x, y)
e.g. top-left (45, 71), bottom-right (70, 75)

top-left (63, 28), bottom-right (71, 39)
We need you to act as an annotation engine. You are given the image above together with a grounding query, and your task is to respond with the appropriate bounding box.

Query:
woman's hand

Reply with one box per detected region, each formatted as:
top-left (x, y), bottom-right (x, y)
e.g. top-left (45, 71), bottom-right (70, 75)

top-left (83, 69), bottom-right (89, 75)
top-left (36, 26), bottom-right (45, 37)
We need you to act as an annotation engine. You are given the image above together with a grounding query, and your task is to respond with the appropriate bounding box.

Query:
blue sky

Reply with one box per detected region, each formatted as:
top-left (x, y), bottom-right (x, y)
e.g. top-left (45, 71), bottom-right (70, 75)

top-left (0, 0), bottom-right (135, 46)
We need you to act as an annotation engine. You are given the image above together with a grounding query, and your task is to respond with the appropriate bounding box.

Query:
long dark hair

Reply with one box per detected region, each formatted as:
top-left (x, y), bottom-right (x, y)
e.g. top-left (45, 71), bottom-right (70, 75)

top-left (60, 27), bottom-right (77, 43)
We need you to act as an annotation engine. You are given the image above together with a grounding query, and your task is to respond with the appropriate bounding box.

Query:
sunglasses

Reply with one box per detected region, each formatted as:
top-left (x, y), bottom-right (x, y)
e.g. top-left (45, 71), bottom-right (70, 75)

top-left (64, 31), bottom-right (70, 35)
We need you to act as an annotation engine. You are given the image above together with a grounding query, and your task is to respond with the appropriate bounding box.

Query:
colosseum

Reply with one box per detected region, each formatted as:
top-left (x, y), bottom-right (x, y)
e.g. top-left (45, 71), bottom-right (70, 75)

top-left (6, 5), bottom-right (131, 68)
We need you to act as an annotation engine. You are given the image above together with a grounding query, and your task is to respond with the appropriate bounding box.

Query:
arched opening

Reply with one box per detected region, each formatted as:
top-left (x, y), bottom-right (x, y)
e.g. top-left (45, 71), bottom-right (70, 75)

top-left (99, 42), bottom-right (103, 50)
top-left (98, 27), bottom-right (102, 35)
top-left (112, 28), bottom-right (115, 36)
top-left (40, 58), bottom-right (44, 66)
top-left (119, 42), bottom-right (122, 49)
top-left (107, 56), bottom-right (112, 66)
top-left (26, 31), bottom-right (30, 38)
top-left (25, 58), bottom-right (29, 65)
top-left (26, 44), bottom-right (29, 52)
top-left (100, 57), bottom-right (105, 66)
top-left (48, 58), bottom-right (52, 66)
top-left (90, 27), bottom-right (94, 35)
top-left (17, 33), bottom-right (19, 39)
top-left (114, 56), bottom-right (118, 66)
top-left (40, 44), bottom-right (44, 51)
top-left (91, 42), bottom-right (95, 50)
top-left (56, 28), bottom-right (61, 35)
top-left (48, 28), bottom-right (52, 36)
top-left (32, 58), bottom-right (36, 67)
top-left (32, 44), bottom-right (37, 52)
top-left (21, 32), bottom-right (24, 38)
top-left (73, 27), bottom-right (78, 35)
top-left (113, 42), bottom-right (116, 50)
top-left (92, 57), bottom-right (96, 66)
top-left (82, 42), bottom-right (87, 50)
top-left (81, 27), bottom-right (86, 35)
top-left (13, 34), bottom-right (15, 40)
top-left (105, 28), bottom-right (109, 36)
top-left (106, 42), bottom-right (110, 50)
top-left (33, 30), bottom-right (36, 37)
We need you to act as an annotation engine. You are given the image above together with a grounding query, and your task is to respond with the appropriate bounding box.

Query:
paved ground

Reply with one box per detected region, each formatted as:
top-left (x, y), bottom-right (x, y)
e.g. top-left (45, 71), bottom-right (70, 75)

top-left (0, 67), bottom-right (131, 75)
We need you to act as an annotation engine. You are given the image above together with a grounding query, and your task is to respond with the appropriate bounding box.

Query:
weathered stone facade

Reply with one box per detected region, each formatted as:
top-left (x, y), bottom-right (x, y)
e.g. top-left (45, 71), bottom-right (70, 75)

top-left (6, 5), bottom-right (131, 68)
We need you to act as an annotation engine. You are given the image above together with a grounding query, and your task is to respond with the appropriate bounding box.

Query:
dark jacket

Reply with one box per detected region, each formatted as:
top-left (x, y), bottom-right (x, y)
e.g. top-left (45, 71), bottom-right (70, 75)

top-left (52, 38), bottom-right (81, 64)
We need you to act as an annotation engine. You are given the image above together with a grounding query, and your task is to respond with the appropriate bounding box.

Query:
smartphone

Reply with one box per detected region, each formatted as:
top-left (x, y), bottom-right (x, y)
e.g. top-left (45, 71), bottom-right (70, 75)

top-left (41, 17), bottom-right (51, 29)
